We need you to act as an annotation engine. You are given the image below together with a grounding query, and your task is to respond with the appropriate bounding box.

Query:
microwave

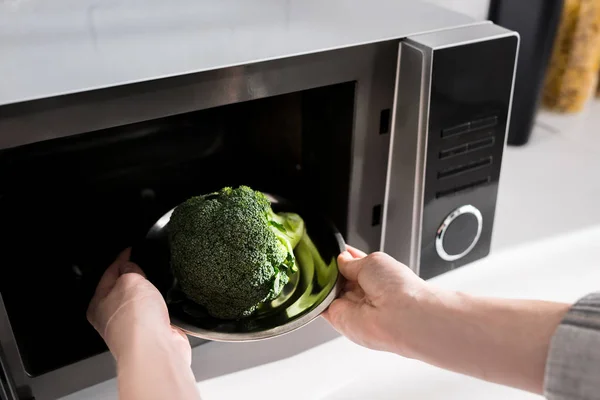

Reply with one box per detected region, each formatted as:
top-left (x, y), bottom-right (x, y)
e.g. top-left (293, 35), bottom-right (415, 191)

top-left (0, 1), bottom-right (518, 399)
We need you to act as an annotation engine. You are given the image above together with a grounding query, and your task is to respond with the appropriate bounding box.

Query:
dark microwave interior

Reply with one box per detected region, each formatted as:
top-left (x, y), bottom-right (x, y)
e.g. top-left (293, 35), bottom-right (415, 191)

top-left (0, 81), bottom-right (356, 376)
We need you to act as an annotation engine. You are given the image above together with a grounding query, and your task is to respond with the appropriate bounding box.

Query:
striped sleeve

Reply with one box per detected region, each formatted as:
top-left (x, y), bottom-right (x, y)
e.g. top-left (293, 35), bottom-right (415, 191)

top-left (544, 292), bottom-right (600, 400)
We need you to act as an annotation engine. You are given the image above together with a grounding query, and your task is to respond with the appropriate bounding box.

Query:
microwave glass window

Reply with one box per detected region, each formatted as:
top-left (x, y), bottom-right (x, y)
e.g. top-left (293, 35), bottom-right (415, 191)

top-left (0, 81), bottom-right (356, 376)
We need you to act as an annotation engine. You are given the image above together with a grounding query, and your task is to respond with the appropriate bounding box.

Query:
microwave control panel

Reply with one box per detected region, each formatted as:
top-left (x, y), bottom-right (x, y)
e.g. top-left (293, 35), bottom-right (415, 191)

top-left (418, 32), bottom-right (519, 279)
top-left (383, 23), bottom-right (518, 279)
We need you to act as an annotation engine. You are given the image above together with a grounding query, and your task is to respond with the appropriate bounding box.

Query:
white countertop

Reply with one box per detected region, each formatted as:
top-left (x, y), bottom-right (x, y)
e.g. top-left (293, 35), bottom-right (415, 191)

top-left (61, 101), bottom-right (600, 400)
top-left (492, 101), bottom-right (600, 252)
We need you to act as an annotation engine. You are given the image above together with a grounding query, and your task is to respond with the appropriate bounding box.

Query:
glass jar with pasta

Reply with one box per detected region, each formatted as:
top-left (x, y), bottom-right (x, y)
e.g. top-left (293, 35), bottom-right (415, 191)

top-left (542, 0), bottom-right (600, 113)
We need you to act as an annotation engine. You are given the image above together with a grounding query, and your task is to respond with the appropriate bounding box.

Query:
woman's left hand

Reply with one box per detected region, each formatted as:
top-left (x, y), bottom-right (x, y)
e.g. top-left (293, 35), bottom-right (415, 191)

top-left (87, 248), bottom-right (191, 365)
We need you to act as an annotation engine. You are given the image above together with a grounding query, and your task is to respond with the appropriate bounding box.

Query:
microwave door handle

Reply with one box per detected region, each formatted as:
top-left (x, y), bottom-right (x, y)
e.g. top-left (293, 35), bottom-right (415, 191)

top-left (381, 41), bottom-right (430, 275)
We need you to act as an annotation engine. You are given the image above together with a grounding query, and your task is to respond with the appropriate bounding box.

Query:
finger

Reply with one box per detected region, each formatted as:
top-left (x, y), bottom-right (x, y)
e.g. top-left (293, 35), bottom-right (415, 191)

top-left (116, 247), bottom-right (132, 262)
top-left (322, 297), bottom-right (351, 324)
top-left (345, 245), bottom-right (367, 259)
top-left (93, 248), bottom-right (134, 299)
top-left (344, 279), bottom-right (359, 292)
top-left (93, 259), bottom-right (122, 300)
top-left (341, 288), bottom-right (364, 304)
top-left (343, 280), bottom-right (366, 298)
top-left (118, 261), bottom-right (147, 279)
top-left (337, 252), bottom-right (364, 281)
top-left (322, 298), bottom-right (361, 333)
top-left (172, 326), bottom-right (189, 342)
top-left (171, 327), bottom-right (192, 365)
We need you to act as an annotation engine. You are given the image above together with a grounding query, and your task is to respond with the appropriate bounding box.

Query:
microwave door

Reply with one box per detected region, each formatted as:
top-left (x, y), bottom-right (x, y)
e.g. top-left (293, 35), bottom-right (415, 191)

top-left (0, 293), bottom-right (37, 400)
top-left (0, 294), bottom-right (22, 400)
top-left (0, 345), bottom-right (19, 400)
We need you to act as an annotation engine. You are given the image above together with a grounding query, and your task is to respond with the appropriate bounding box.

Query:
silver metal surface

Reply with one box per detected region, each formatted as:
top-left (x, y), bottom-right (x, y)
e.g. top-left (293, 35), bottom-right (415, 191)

top-left (0, 335), bottom-right (19, 400)
top-left (176, 287), bottom-right (342, 342)
top-left (435, 205), bottom-right (483, 262)
top-left (346, 42), bottom-right (398, 253)
top-left (0, 45), bottom-right (373, 150)
top-left (381, 41), bottom-right (431, 274)
top-left (0, 295), bottom-right (27, 400)
top-left (0, 0), bottom-right (478, 107)
top-left (404, 20), bottom-right (517, 50)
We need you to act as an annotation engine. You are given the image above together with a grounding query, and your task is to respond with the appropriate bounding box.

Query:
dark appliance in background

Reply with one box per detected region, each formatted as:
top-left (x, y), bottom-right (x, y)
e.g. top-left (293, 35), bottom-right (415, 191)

top-left (489, 0), bottom-right (564, 145)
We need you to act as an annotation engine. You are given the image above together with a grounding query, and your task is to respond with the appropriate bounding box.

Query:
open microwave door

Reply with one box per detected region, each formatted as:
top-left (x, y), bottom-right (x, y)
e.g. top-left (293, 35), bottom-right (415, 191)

top-left (0, 347), bottom-right (18, 400)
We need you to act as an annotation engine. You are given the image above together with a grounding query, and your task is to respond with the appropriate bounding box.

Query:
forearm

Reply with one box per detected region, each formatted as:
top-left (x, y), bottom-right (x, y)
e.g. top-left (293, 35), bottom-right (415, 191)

top-left (115, 329), bottom-right (200, 400)
top-left (407, 289), bottom-right (570, 394)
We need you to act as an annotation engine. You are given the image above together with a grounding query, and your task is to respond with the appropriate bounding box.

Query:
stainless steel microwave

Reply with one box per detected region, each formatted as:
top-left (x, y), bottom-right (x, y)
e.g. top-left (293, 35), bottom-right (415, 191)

top-left (0, 1), bottom-right (518, 398)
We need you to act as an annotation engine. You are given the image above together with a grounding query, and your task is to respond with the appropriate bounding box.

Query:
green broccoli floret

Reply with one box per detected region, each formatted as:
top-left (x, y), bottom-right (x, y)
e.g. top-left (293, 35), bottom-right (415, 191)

top-left (167, 186), bottom-right (304, 320)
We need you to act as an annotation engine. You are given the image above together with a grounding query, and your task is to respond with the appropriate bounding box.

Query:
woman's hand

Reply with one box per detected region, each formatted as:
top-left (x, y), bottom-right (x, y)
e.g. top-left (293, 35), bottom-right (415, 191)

top-left (87, 249), bottom-right (200, 400)
top-left (322, 246), bottom-right (432, 357)
top-left (87, 248), bottom-right (190, 364)
top-left (323, 245), bottom-right (570, 394)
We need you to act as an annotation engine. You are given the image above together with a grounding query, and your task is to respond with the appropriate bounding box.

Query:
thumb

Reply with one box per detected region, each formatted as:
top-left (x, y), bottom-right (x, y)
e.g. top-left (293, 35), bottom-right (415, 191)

top-left (322, 297), bottom-right (362, 336)
top-left (118, 261), bottom-right (147, 279)
top-left (115, 247), bottom-right (132, 262)
top-left (337, 251), bottom-right (364, 281)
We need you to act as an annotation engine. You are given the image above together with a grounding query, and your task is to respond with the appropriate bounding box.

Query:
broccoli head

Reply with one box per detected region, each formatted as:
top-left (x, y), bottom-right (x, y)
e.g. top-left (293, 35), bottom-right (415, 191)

top-left (167, 186), bottom-right (304, 320)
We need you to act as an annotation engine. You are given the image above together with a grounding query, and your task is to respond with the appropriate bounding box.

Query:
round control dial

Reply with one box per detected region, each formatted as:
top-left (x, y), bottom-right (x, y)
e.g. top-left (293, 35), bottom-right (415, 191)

top-left (436, 205), bottom-right (483, 262)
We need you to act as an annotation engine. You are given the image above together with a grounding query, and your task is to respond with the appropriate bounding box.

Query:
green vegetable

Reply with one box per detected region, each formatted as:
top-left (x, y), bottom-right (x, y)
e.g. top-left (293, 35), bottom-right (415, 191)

top-left (285, 230), bottom-right (338, 319)
top-left (167, 186), bottom-right (304, 320)
top-left (298, 231), bottom-right (336, 289)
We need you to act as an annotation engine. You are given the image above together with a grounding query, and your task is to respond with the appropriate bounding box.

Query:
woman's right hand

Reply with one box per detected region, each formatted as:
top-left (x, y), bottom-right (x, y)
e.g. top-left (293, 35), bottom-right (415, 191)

top-left (322, 246), bottom-right (435, 357)
top-left (323, 246), bottom-right (571, 394)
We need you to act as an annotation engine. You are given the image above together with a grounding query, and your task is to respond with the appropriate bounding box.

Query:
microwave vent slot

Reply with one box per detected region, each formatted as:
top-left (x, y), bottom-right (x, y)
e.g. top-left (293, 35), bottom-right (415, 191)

top-left (439, 136), bottom-right (495, 160)
top-left (379, 109), bottom-right (391, 134)
top-left (441, 122), bottom-right (470, 138)
top-left (441, 115), bottom-right (498, 139)
top-left (371, 204), bottom-right (382, 226)
top-left (438, 156), bottom-right (493, 179)
top-left (471, 116), bottom-right (498, 131)
top-left (435, 177), bottom-right (491, 199)
top-left (468, 136), bottom-right (495, 151)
